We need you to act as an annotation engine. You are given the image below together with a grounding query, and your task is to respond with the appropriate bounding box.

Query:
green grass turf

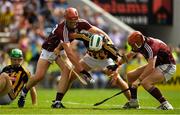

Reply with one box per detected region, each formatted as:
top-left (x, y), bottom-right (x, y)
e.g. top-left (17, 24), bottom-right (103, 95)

top-left (0, 85), bottom-right (180, 114)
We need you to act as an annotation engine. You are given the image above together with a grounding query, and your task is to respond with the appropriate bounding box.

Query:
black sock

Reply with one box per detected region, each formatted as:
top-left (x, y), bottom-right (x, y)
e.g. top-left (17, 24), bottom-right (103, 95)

top-left (55, 93), bottom-right (64, 101)
top-left (130, 87), bottom-right (137, 100)
top-left (148, 86), bottom-right (166, 104)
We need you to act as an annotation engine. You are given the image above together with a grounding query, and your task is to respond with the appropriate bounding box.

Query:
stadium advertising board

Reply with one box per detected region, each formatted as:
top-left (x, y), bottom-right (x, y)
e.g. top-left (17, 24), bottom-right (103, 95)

top-left (92, 0), bottom-right (173, 25)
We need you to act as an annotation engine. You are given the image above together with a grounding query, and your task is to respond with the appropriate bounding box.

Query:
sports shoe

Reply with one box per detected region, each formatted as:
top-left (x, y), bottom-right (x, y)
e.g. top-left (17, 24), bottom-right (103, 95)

top-left (18, 96), bottom-right (26, 108)
top-left (157, 101), bottom-right (173, 110)
top-left (123, 100), bottom-right (140, 109)
top-left (51, 100), bottom-right (65, 108)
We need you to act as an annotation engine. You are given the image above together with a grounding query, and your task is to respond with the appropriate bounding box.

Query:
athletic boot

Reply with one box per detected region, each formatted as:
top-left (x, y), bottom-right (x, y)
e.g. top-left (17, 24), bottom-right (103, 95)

top-left (18, 96), bottom-right (26, 108)
top-left (157, 101), bottom-right (173, 110)
top-left (51, 100), bottom-right (65, 108)
top-left (123, 100), bottom-right (140, 109)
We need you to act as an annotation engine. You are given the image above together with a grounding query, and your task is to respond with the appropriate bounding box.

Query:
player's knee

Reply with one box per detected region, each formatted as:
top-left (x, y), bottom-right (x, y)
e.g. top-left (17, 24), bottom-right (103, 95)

top-left (140, 80), bottom-right (152, 90)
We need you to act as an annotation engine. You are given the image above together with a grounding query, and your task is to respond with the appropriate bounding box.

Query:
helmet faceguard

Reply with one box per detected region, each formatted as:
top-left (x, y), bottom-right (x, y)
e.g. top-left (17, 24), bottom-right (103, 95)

top-left (128, 31), bottom-right (144, 51)
top-left (89, 34), bottom-right (103, 51)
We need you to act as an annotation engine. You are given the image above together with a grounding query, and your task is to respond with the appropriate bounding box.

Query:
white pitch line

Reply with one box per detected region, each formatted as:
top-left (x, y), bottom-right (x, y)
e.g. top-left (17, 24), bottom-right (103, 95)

top-left (63, 101), bottom-right (120, 107)
top-left (63, 101), bottom-right (180, 110)
top-left (46, 100), bottom-right (180, 110)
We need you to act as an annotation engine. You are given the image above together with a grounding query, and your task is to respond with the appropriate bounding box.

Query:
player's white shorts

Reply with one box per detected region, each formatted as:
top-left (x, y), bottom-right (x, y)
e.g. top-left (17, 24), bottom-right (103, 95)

top-left (0, 94), bottom-right (12, 105)
top-left (156, 64), bottom-right (176, 82)
top-left (40, 49), bottom-right (64, 63)
top-left (81, 54), bottom-right (115, 69)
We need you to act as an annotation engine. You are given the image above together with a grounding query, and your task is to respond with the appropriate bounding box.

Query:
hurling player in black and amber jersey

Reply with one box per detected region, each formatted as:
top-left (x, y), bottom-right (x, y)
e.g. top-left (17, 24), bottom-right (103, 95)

top-left (0, 48), bottom-right (37, 105)
top-left (119, 31), bottom-right (176, 110)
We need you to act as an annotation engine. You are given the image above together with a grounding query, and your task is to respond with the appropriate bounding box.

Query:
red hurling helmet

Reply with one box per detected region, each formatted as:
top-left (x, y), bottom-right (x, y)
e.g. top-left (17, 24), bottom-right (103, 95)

top-left (64, 7), bottom-right (79, 20)
top-left (128, 31), bottom-right (144, 50)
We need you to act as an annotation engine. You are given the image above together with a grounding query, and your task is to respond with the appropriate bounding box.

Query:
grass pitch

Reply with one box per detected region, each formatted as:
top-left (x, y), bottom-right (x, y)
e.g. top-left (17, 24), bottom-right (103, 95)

top-left (1, 86), bottom-right (180, 114)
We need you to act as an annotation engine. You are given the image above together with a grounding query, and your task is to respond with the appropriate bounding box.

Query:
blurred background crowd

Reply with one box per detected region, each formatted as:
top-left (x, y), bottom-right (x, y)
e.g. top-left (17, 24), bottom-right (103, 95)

top-left (0, 0), bottom-right (180, 89)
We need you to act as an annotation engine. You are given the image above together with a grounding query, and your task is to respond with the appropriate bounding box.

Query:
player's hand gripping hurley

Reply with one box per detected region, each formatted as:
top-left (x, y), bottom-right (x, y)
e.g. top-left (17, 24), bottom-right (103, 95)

top-left (60, 56), bottom-right (88, 85)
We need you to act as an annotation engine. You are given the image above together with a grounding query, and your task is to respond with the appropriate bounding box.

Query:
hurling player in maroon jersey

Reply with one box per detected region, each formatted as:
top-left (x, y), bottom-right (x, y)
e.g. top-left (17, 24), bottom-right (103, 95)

top-left (119, 31), bottom-right (176, 110)
top-left (18, 7), bottom-right (117, 108)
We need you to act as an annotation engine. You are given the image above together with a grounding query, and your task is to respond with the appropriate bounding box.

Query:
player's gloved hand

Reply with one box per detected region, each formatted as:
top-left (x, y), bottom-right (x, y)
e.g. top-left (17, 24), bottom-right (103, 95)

top-left (80, 70), bottom-right (95, 84)
top-left (106, 64), bottom-right (118, 71)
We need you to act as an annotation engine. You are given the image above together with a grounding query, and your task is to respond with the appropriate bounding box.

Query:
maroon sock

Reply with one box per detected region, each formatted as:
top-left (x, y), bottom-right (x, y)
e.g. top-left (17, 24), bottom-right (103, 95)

top-left (147, 86), bottom-right (166, 103)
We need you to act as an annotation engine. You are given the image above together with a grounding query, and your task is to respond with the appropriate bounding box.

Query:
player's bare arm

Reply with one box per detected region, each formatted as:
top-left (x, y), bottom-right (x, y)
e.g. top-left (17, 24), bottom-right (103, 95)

top-left (30, 87), bottom-right (37, 105)
top-left (61, 42), bottom-right (83, 72)
top-left (88, 26), bottom-right (113, 43)
top-left (117, 52), bottom-right (136, 65)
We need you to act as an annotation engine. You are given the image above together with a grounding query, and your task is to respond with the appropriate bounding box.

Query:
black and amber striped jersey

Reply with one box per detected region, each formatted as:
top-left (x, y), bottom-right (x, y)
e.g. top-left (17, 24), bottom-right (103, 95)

top-left (1, 65), bottom-right (31, 99)
top-left (72, 33), bottom-right (121, 61)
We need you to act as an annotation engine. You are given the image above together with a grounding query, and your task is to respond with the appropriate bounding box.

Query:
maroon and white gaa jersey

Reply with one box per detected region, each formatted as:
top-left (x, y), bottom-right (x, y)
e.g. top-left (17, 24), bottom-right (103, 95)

top-left (136, 37), bottom-right (175, 67)
top-left (42, 19), bottom-right (92, 52)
